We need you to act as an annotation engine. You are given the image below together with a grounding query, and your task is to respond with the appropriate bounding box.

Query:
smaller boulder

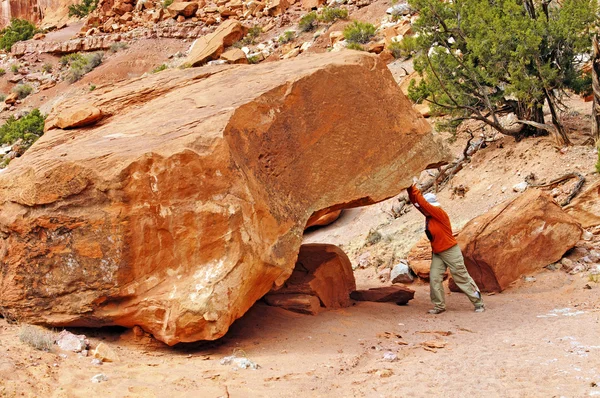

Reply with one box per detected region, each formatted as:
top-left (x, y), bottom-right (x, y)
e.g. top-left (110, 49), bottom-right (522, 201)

top-left (565, 180), bottom-right (600, 228)
top-left (4, 92), bottom-right (18, 105)
top-left (187, 19), bottom-right (247, 66)
top-left (92, 343), bottom-right (120, 362)
top-left (56, 330), bottom-right (88, 352)
top-left (265, 244), bottom-right (356, 312)
top-left (350, 286), bottom-right (415, 305)
top-left (390, 261), bottom-right (414, 284)
top-left (267, 0), bottom-right (289, 16)
top-left (220, 48), bottom-right (248, 64)
top-left (264, 294), bottom-right (321, 315)
top-left (168, 1), bottom-right (199, 17)
top-left (53, 105), bottom-right (103, 130)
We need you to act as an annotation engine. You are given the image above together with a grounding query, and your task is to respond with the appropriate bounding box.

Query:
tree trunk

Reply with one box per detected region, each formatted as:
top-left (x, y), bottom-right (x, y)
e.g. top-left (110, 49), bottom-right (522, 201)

top-left (592, 34), bottom-right (600, 145)
top-left (544, 88), bottom-right (571, 146)
top-left (516, 100), bottom-right (545, 138)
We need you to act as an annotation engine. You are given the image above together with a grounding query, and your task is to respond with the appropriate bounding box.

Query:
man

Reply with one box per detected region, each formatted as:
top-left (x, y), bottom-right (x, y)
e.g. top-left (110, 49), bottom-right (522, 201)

top-left (407, 183), bottom-right (485, 314)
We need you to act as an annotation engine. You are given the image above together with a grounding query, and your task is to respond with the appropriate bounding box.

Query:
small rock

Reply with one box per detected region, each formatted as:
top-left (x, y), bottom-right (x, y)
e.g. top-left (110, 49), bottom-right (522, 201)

top-left (357, 252), bottom-right (371, 269)
top-left (90, 373), bottom-right (108, 383)
top-left (59, 353), bottom-right (68, 359)
top-left (544, 263), bottom-right (559, 271)
top-left (523, 276), bottom-right (536, 282)
top-left (376, 368), bottom-right (394, 378)
top-left (390, 262), bottom-right (414, 284)
top-left (91, 358), bottom-right (103, 366)
top-left (383, 351), bottom-right (397, 362)
top-left (582, 256), bottom-right (592, 264)
top-left (583, 231), bottom-right (593, 241)
top-left (561, 257), bottom-right (574, 270)
top-left (220, 355), bottom-right (259, 370)
top-left (92, 343), bottom-right (119, 363)
top-left (56, 330), bottom-right (88, 353)
top-left (512, 181), bottom-right (528, 193)
top-left (378, 267), bottom-right (391, 282)
top-left (569, 264), bottom-right (586, 275)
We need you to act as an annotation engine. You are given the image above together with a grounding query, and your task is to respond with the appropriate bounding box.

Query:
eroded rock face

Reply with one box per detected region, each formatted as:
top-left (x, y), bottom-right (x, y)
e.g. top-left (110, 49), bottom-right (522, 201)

top-left (0, 52), bottom-right (446, 345)
top-left (565, 180), bottom-right (600, 228)
top-left (454, 190), bottom-right (582, 292)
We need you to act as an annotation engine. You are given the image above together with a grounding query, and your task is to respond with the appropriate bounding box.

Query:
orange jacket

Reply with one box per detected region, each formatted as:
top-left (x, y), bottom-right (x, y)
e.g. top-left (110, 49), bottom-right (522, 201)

top-left (407, 185), bottom-right (457, 254)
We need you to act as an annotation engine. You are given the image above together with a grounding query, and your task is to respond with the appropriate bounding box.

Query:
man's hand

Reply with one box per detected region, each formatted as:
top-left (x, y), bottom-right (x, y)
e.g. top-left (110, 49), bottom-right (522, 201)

top-left (412, 176), bottom-right (419, 186)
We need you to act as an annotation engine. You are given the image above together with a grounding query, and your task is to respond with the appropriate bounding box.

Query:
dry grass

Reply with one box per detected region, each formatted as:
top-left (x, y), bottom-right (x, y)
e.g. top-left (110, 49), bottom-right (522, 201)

top-left (19, 325), bottom-right (55, 352)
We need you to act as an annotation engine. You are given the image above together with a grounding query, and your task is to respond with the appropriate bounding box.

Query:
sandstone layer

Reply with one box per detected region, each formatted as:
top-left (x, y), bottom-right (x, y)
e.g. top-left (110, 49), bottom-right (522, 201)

top-left (453, 190), bottom-right (582, 292)
top-left (0, 51), bottom-right (446, 345)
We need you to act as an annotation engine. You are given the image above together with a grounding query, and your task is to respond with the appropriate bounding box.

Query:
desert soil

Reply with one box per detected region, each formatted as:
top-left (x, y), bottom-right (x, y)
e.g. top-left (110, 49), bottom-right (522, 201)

top-left (1, 269), bottom-right (599, 397)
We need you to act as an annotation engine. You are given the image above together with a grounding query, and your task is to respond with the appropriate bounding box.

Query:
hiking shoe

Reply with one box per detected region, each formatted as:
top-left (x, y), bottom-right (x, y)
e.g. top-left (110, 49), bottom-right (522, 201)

top-left (428, 308), bottom-right (446, 314)
top-left (474, 306), bottom-right (485, 313)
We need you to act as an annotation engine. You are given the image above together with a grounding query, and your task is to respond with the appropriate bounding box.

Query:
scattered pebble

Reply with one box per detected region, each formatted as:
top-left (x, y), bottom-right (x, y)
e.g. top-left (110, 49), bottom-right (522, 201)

top-left (90, 373), bottom-right (108, 383)
top-left (91, 358), bottom-right (103, 366)
top-left (220, 355), bottom-right (259, 370)
top-left (383, 351), bottom-right (397, 362)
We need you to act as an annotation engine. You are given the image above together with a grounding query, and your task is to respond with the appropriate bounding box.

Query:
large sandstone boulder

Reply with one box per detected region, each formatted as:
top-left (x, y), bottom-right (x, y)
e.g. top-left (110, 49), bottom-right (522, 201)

top-left (187, 20), bottom-right (247, 66)
top-left (0, 52), bottom-right (446, 345)
top-left (452, 190), bottom-right (582, 292)
top-left (565, 180), bottom-right (600, 228)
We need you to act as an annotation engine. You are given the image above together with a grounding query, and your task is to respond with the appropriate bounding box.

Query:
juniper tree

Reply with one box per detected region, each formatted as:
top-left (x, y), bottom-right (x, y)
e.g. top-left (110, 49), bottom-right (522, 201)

top-left (407, 0), bottom-right (598, 145)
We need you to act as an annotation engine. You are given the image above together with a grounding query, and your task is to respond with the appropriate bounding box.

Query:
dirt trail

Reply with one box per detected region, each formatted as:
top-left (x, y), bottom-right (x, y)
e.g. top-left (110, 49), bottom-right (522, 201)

top-left (1, 269), bottom-right (599, 397)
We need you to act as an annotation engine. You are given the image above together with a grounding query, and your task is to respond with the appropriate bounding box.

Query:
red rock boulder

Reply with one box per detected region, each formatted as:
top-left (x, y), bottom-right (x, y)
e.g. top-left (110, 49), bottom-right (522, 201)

top-left (0, 52), bottom-right (447, 345)
top-left (451, 190), bottom-right (582, 292)
top-left (264, 244), bottom-right (355, 314)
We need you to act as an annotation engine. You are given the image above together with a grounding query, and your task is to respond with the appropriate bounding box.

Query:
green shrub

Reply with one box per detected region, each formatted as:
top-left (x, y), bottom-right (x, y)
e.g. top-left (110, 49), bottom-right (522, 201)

top-left (596, 150), bottom-right (600, 174)
top-left (247, 55), bottom-right (261, 64)
top-left (62, 52), bottom-right (103, 83)
top-left (278, 30), bottom-right (295, 44)
top-left (0, 109), bottom-right (45, 145)
top-left (0, 19), bottom-right (37, 51)
top-left (235, 25), bottom-right (262, 47)
top-left (343, 21), bottom-right (376, 44)
top-left (388, 36), bottom-right (417, 59)
top-left (163, 0), bottom-right (174, 8)
top-left (10, 64), bottom-right (19, 73)
top-left (319, 7), bottom-right (348, 23)
top-left (152, 64), bottom-right (168, 73)
top-left (109, 41), bottom-right (128, 53)
top-left (346, 42), bottom-right (364, 51)
top-left (299, 12), bottom-right (318, 32)
top-left (0, 94), bottom-right (5, 102)
top-left (68, 0), bottom-right (98, 18)
top-left (41, 63), bottom-right (52, 73)
top-left (89, 84), bottom-right (96, 91)
top-left (12, 84), bottom-right (33, 99)
top-left (19, 325), bottom-right (54, 352)
top-left (0, 68), bottom-right (5, 76)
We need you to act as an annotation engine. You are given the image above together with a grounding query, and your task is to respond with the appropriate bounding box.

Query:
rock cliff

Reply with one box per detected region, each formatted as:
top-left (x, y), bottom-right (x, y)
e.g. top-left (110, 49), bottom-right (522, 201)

top-left (0, 51), bottom-right (446, 344)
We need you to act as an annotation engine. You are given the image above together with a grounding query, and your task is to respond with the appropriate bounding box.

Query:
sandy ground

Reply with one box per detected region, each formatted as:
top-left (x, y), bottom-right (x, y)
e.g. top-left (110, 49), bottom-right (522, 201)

top-left (1, 269), bottom-right (599, 398)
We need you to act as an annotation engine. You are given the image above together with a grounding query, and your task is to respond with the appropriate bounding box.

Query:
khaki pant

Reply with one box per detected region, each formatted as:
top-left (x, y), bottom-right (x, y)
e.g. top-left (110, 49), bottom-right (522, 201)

top-left (430, 245), bottom-right (483, 310)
